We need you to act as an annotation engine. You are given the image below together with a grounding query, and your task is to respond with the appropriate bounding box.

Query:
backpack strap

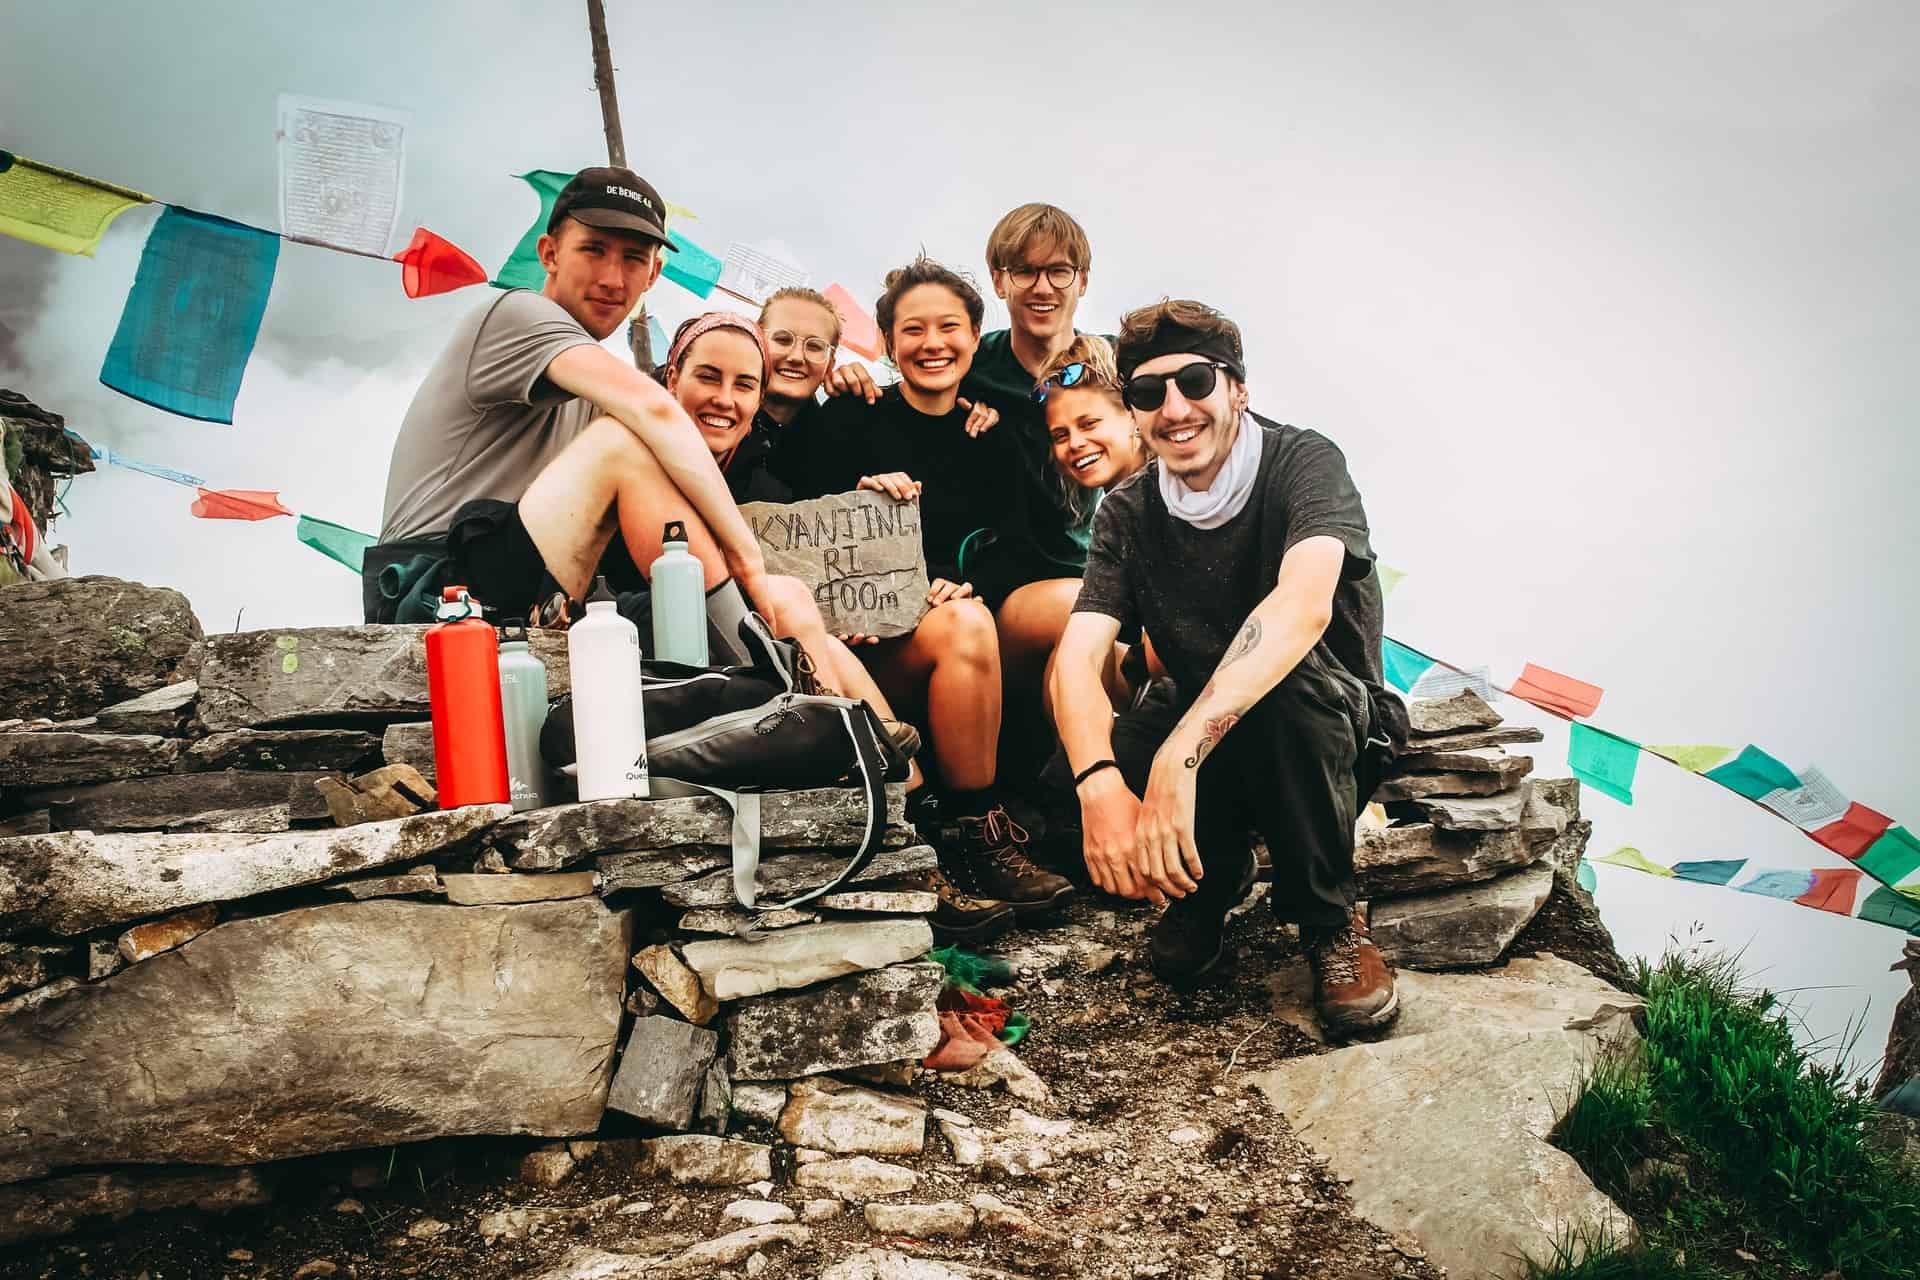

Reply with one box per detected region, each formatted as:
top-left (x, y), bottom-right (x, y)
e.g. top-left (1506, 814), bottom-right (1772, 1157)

top-left (733, 702), bottom-right (889, 913)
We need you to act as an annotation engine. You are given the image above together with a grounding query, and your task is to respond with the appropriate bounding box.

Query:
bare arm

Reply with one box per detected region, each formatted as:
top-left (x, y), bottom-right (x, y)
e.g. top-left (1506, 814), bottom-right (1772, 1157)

top-left (1135, 535), bottom-right (1349, 899)
top-left (544, 343), bottom-right (767, 587)
top-left (1051, 611), bottom-right (1159, 901)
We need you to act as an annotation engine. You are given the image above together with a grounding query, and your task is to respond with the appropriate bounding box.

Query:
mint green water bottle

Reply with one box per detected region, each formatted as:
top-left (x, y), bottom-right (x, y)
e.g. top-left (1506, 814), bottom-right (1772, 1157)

top-left (650, 520), bottom-right (709, 667)
top-left (496, 621), bottom-right (551, 812)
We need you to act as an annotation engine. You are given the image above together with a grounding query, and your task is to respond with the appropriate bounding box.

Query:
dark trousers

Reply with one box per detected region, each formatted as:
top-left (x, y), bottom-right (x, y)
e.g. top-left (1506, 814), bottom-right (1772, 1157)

top-left (1108, 648), bottom-right (1371, 928)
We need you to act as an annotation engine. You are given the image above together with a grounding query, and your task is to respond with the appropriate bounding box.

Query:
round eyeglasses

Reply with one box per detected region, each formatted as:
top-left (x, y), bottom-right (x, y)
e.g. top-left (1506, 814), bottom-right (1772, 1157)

top-left (1003, 263), bottom-right (1080, 290)
top-left (766, 330), bottom-right (833, 363)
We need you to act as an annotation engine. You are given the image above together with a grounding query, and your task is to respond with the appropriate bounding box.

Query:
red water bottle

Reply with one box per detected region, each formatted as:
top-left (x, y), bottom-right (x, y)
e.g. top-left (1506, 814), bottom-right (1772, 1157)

top-left (425, 586), bottom-right (509, 808)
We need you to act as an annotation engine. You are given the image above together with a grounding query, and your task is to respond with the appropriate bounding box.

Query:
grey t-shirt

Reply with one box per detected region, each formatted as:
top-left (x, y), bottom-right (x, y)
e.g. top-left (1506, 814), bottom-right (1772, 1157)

top-left (378, 289), bottom-right (601, 542)
top-left (1074, 415), bottom-right (1388, 708)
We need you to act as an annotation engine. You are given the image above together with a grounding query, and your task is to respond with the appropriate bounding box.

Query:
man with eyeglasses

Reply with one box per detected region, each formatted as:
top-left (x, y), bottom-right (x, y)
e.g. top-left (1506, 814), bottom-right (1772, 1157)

top-left (1046, 298), bottom-right (1409, 1041)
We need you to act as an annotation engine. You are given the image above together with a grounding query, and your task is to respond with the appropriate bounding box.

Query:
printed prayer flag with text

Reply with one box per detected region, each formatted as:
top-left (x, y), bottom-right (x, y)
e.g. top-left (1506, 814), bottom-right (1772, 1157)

top-left (1648, 744), bottom-right (1737, 774)
top-left (1569, 723), bottom-right (1639, 805)
top-left (1736, 868), bottom-right (1817, 901)
top-left (1859, 826), bottom-right (1920, 888)
top-left (1669, 859), bottom-right (1747, 886)
top-left (100, 207), bottom-right (280, 424)
top-left (662, 229), bottom-right (723, 298)
top-left (396, 226), bottom-right (488, 298)
top-left (1704, 744), bottom-right (1800, 801)
top-left (190, 489), bottom-right (293, 521)
top-left (1506, 662), bottom-right (1604, 718)
top-left (1796, 867), bottom-right (1863, 916)
top-left (0, 152), bottom-right (149, 255)
top-left (823, 283), bottom-right (883, 359)
top-left (1858, 885), bottom-right (1920, 933)
top-left (1595, 846), bottom-right (1674, 877)
top-left (492, 170), bottom-right (571, 292)
top-left (296, 514), bottom-right (376, 573)
top-left (1812, 802), bottom-right (1893, 860)
top-left (1381, 637), bottom-right (1436, 693)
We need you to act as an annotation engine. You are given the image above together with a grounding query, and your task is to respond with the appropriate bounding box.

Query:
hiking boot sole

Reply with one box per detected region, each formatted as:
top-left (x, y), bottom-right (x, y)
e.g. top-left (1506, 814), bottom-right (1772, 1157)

top-left (931, 903), bottom-right (1017, 946)
top-left (1320, 986), bottom-right (1401, 1038)
top-left (1007, 882), bottom-right (1077, 923)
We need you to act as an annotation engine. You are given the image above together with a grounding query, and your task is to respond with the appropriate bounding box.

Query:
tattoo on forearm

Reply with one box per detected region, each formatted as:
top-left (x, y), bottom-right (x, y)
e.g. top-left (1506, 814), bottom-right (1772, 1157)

top-left (1221, 617), bottom-right (1262, 668)
top-left (1184, 714), bottom-right (1241, 769)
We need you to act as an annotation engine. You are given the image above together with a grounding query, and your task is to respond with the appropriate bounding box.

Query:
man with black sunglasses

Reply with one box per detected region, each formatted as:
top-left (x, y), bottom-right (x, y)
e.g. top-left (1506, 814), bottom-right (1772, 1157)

top-left (1047, 299), bottom-right (1408, 1040)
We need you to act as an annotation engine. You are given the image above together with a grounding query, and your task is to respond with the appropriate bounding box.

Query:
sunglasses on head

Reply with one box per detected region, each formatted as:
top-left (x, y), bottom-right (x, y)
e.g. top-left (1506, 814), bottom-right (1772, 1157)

top-left (1122, 360), bottom-right (1232, 412)
top-left (1030, 362), bottom-right (1089, 403)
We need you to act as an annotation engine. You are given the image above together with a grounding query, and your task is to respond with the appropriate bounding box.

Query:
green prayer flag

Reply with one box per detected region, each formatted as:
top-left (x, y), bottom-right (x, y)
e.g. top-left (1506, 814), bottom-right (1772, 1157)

top-left (1382, 637), bottom-right (1435, 693)
top-left (662, 228), bottom-right (722, 298)
top-left (1569, 723), bottom-right (1639, 805)
top-left (1648, 744), bottom-right (1736, 774)
top-left (1595, 845), bottom-right (1675, 877)
top-left (1576, 859), bottom-right (1597, 893)
top-left (296, 515), bottom-right (376, 573)
top-left (1859, 885), bottom-right (1920, 933)
top-left (1860, 826), bottom-right (1920, 888)
top-left (492, 170), bottom-right (571, 291)
top-left (1704, 744), bottom-right (1800, 801)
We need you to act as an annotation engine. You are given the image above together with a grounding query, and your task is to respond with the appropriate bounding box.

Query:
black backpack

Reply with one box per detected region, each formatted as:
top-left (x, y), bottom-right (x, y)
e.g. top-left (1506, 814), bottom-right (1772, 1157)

top-left (540, 612), bottom-right (907, 914)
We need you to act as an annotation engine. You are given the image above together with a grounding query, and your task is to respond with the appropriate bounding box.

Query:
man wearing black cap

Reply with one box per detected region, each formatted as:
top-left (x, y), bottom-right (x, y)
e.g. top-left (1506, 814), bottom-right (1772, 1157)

top-left (1046, 298), bottom-right (1408, 1040)
top-left (368, 166), bottom-right (769, 652)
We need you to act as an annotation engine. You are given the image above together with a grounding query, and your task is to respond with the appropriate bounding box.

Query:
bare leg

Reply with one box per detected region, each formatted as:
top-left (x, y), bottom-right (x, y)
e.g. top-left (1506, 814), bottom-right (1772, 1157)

top-left (995, 577), bottom-right (1082, 710)
top-left (861, 599), bottom-right (1001, 791)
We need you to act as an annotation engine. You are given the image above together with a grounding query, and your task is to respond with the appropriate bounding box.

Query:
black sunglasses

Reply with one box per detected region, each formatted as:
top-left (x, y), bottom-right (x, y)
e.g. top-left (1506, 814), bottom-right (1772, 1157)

top-left (1123, 360), bottom-right (1232, 412)
top-left (1030, 362), bottom-right (1088, 403)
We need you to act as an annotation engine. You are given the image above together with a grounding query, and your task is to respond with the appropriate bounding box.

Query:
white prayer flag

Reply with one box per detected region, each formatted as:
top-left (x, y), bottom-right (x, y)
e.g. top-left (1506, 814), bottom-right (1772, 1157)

top-left (276, 94), bottom-right (409, 256)
top-left (718, 241), bottom-right (810, 304)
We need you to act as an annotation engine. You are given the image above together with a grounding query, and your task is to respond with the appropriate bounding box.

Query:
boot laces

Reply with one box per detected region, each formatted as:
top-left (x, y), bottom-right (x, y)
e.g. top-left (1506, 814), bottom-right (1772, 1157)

top-left (927, 867), bottom-right (991, 912)
top-left (1310, 926), bottom-right (1363, 986)
top-left (959, 808), bottom-right (1037, 872)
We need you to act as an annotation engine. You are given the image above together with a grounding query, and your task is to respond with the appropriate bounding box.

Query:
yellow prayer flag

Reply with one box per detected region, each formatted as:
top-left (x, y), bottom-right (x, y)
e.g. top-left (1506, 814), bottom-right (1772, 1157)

top-left (1594, 845), bottom-right (1677, 877)
top-left (0, 154), bottom-right (150, 256)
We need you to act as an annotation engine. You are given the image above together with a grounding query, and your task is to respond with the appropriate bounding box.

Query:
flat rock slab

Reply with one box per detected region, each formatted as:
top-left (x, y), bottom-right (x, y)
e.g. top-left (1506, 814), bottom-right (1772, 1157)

top-left (0, 803), bottom-right (507, 936)
top-left (1355, 823), bottom-right (1541, 898)
top-left (40, 769), bottom-right (335, 832)
top-left (680, 919), bottom-right (933, 1001)
top-left (495, 784), bottom-right (908, 872)
top-left (0, 576), bottom-right (203, 723)
top-left (779, 1077), bottom-right (927, 1155)
top-left (1407, 783), bottom-right (1531, 832)
top-left (1399, 724), bottom-right (1544, 754)
top-left (0, 897), bottom-right (631, 1183)
top-left (1407, 689), bottom-right (1502, 736)
top-left (817, 888), bottom-right (938, 915)
top-left (184, 729), bottom-right (381, 774)
top-left (92, 681), bottom-right (197, 735)
top-left (0, 1164), bottom-right (275, 1247)
top-left (0, 732), bottom-right (180, 789)
top-left (382, 721), bottom-right (435, 780)
top-left (1370, 861), bottom-right (1554, 970)
top-left (442, 872), bottom-right (596, 905)
top-left (1376, 769), bottom-right (1522, 801)
top-left (198, 625), bottom-right (569, 731)
top-left (677, 906), bottom-right (819, 935)
top-left (636, 1135), bottom-right (772, 1186)
top-left (1396, 746), bottom-right (1533, 776)
top-left (607, 1017), bottom-right (719, 1130)
top-left (728, 962), bottom-right (942, 1080)
top-left (664, 844), bottom-right (936, 910)
top-left (1250, 1023), bottom-right (1636, 1278)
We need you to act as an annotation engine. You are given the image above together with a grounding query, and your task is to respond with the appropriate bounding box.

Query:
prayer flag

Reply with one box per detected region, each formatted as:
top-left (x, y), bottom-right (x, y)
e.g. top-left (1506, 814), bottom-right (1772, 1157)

top-left (1670, 859), bottom-right (1747, 886)
top-left (1382, 637), bottom-right (1436, 693)
top-left (1759, 766), bottom-right (1849, 830)
top-left (191, 488), bottom-right (293, 521)
top-left (1569, 723), bottom-right (1639, 805)
top-left (823, 283), bottom-right (883, 359)
top-left (277, 95), bottom-right (408, 257)
top-left (296, 514), bottom-right (376, 573)
top-left (1506, 662), bottom-right (1604, 718)
top-left (1859, 826), bottom-right (1920, 888)
top-left (1811, 802), bottom-right (1893, 859)
top-left (1735, 868), bottom-right (1817, 901)
top-left (89, 444), bottom-right (205, 487)
top-left (1410, 664), bottom-right (1498, 701)
top-left (396, 227), bottom-right (488, 298)
top-left (99, 207), bottom-right (280, 424)
top-left (1595, 846), bottom-right (1674, 877)
top-left (1376, 563), bottom-right (1406, 599)
top-left (1858, 885), bottom-right (1920, 933)
top-left (1796, 867), bottom-right (1863, 916)
top-left (1704, 744), bottom-right (1800, 801)
top-left (0, 152), bottom-right (149, 256)
top-left (492, 170), bottom-right (571, 292)
top-left (1576, 859), bottom-right (1597, 893)
top-left (662, 229), bottom-right (723, 298)
top-left (648, 315), bottom-right (670, 365)
top-left (1648, 744), bottom-right (1737, 774)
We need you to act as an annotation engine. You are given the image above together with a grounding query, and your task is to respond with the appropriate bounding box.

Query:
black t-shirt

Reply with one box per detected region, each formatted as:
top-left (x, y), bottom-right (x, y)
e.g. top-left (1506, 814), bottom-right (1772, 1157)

top-left (961, 330), bottom-right (1096, 577)
top-left (1075, 414), bottom-right (1391, 718)
top-left (719, 426), bottom-right (792, 505)
top-left (799, 387), bottom-right (1043, 607)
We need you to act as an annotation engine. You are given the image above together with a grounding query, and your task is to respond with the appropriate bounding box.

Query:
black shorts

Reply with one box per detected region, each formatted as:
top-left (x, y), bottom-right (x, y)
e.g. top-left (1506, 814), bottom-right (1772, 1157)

top-left (446, 499), bottom-right (648, 618)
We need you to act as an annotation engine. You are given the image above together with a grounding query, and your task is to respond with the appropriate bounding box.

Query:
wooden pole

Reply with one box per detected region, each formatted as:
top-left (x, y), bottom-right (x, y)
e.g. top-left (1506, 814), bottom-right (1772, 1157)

top-left (583, 0), bottom-right (655, 372)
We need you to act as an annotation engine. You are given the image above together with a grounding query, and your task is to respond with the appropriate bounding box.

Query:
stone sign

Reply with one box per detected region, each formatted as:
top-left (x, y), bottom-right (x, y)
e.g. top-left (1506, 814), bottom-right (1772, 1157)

top-left (740, 492), bottom-right (929, 639)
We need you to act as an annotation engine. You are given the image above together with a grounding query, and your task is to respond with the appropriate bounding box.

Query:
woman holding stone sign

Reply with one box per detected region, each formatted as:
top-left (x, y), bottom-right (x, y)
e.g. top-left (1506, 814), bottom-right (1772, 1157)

top-left (793, 257), bottom-right (1077, 921)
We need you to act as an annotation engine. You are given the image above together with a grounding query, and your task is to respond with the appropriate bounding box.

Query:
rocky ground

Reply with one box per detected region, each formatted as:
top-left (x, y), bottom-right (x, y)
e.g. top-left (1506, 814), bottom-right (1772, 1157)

top-left (0, 882), bottom-right (1541, 1280)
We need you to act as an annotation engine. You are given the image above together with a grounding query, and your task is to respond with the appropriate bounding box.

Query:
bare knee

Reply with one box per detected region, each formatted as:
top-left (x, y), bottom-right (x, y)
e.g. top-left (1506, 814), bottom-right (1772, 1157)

top-left (923, 598), bottom-right (999, 673)
top-left (759, 576), bottom-right (824, 635)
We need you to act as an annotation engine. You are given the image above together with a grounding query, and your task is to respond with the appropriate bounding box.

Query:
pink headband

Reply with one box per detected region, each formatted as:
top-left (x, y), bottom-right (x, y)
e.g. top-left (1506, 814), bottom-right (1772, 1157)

top-left (667, 312), bottom-right (771, 380)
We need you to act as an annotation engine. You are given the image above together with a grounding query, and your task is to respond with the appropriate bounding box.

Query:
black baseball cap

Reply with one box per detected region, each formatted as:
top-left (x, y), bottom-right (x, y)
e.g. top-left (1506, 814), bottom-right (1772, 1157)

top-left (547, 166), bottom-right (675, 248)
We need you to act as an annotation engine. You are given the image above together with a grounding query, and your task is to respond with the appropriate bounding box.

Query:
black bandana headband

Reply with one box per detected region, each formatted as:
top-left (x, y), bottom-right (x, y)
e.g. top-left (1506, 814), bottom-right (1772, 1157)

top-left (1115, 320), bottom-right (1245, 383)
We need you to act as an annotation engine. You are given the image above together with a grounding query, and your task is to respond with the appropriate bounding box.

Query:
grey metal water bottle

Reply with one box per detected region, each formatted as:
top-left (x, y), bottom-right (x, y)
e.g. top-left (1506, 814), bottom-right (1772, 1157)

top-left (496, 621), bottom-right (551, 812)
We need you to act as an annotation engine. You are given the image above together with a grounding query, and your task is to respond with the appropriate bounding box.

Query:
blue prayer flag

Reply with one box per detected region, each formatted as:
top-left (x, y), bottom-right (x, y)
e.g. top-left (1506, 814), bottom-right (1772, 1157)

top-left (1735, 868), bottom-right (1817, 901)
top-left (99, 207), bottom-right (279, 424)
top-left (1704, 745), bottom-right (1800, 801)
top-left (1670, 859), bottom-right (1746, 886)
top-left (1569, 722), bottom-right (1639, 805)
top-left (492, 170), bottom-right (571, 292)
top-left (649, 314), bottom-right (670, 365)
top-left (663, 229), bottom-right (722, 298)
top-left (1382, 637), bottom-right (1435, 693)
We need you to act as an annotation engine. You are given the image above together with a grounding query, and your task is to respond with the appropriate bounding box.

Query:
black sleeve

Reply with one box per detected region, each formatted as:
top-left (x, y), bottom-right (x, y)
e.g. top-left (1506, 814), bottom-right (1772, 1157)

top-left (1278, 430), bottom-right (1376, 581)
top-left (1071, 479), bottom-right (1141, 634)
top-left (784, 397), bottom-right (872, 498)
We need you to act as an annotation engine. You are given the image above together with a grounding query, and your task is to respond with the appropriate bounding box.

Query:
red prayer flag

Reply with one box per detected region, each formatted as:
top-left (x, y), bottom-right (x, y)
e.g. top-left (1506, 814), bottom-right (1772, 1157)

top-left (1506, 662), bottom-right (1604, 718)
top-left (823, 282), bottom-right (883, 359)
top-left (395, 226), bottom-right (488, 299)
top-left (190, 488), bottom-right (293, 521)
top-left (1811, 802), bottom-right (1894, 859)
top-left (1794, 866), bottom-right (1863, 915)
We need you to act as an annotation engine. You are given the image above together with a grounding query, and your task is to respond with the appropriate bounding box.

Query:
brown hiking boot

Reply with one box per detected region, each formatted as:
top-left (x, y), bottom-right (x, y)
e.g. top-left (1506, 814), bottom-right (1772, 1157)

top-left (939, 806), bottom-right (1075, 921)
top-left (1303, 912), bottom-right (1399, 1037)
top-left (865, 869), bottom-right (1015, 946)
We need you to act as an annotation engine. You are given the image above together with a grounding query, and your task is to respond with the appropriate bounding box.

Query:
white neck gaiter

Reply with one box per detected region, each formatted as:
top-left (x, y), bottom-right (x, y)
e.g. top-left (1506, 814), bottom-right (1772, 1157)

top-left (1158, 412), bottom-right (1262, 529)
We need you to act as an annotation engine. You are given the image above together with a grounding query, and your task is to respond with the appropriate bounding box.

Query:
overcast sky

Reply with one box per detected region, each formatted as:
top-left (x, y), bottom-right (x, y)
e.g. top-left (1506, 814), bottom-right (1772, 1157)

top-left (4, 0), bottom-right (1915, 1066)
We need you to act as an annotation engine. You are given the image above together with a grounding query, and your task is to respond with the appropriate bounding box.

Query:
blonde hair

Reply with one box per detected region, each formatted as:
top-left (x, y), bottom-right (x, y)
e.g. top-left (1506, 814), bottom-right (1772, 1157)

top-left (1035, 336), bottom-right (1146, 523)
top-left (984, 203), bottom-right (1091, 273)
top-left (759, 286), bottom-right (843, 348)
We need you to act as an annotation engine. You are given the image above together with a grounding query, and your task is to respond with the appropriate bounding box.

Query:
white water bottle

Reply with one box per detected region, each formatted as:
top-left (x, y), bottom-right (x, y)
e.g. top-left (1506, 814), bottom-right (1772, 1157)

top-left (568, 576), bottom-right (648, 801)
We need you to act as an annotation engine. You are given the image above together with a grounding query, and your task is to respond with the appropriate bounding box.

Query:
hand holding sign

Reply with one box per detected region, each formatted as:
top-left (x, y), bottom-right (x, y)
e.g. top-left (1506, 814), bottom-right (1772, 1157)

top-left (740, 490), bottom-right (932, 640)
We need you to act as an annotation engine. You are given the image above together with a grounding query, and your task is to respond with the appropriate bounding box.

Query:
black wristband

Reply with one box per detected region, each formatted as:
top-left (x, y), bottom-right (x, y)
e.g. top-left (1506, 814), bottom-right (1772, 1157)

top-left (1073, 759), bottom-right (1121, 787)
